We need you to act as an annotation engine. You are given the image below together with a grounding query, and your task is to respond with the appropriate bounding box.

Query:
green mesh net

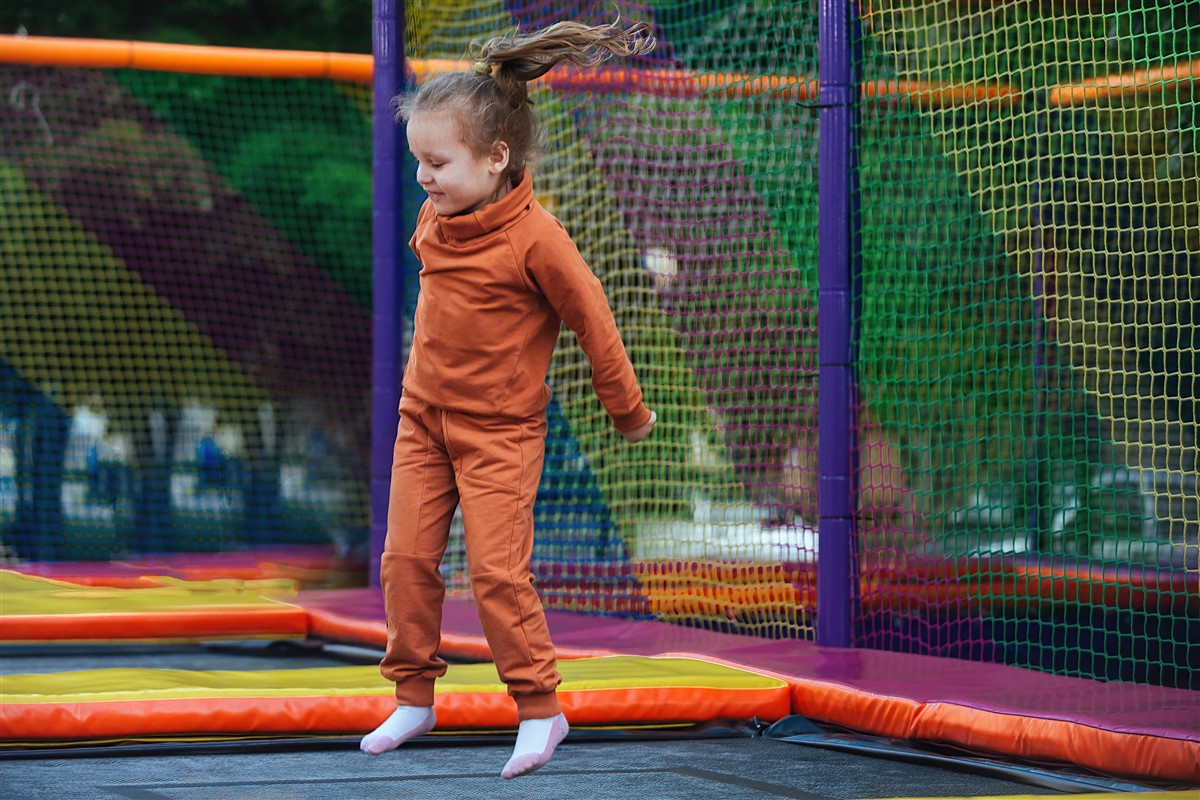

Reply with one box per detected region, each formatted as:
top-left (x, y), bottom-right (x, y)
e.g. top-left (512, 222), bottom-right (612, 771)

top-left (1, 1), bottom-right (1195, 687)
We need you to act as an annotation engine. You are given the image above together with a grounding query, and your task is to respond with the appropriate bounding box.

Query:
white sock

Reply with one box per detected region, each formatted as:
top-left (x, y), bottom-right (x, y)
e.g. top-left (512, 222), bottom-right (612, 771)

top-left (359, 705), bottom-right (436, 756)
top-left (500, 713), bottom-right (569, 779)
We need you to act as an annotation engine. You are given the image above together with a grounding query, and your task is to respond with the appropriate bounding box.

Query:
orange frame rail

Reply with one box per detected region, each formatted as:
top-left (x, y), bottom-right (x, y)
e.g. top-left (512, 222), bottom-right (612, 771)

top-left (0, 35), bottom-right (1015, 107)
top-left (17, 34), bottom-right (1194, 108)
top-left (1048, 58), bottom-right (1200, 106)
top-left (0, 35), bottom-right (373, 82)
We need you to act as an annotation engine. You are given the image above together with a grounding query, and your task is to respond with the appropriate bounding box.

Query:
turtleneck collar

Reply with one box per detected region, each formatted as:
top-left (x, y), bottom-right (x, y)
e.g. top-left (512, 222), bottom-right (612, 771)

top-left (434, 171), bottom-right (535, 244)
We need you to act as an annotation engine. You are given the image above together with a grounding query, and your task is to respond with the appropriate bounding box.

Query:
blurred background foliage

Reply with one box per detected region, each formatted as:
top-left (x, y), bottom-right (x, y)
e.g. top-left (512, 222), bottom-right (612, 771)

top-left (3, 0), bottom-right (371, 52)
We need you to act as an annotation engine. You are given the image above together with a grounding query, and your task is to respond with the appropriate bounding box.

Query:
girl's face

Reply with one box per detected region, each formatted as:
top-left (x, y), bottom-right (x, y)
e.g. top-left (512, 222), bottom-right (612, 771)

top-left (407, 111), bottom-right (510, 216)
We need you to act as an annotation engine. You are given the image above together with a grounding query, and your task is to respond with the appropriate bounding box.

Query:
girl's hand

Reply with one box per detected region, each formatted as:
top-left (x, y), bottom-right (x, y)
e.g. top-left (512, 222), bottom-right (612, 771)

top-left (621, 410), bottom-right (656, 443)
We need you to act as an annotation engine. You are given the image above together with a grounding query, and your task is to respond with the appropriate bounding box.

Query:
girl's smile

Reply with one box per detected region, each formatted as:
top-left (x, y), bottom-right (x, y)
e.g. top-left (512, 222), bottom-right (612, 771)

top-left (407, 111), bottom-right (510, 216)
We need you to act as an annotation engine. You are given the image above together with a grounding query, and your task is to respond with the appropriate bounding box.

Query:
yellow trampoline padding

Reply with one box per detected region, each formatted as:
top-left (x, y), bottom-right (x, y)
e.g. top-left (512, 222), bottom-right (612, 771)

top-left (1, 656), bottom-right (791, 743)
top-left (0, 571), bottom-right (308, 643)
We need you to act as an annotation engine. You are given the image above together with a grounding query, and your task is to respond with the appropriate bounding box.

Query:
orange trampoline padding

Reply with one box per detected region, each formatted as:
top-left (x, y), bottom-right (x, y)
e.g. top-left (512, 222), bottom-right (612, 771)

top-left (0, 571), bottom-right (308, 643)
top-left (789, 681), bottom-right (1200, 786)
top-left (0, 656), bottom-right (790, 745)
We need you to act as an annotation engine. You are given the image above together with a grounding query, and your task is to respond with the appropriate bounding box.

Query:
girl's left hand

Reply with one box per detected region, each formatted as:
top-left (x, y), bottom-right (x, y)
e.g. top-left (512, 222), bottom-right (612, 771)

top-left (620, 410), bottom-right (656, 443)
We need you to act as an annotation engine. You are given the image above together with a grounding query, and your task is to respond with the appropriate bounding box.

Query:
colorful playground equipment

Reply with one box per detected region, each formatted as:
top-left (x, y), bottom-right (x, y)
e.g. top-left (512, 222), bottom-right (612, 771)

top-left (1, 0), bottom-right (1197, 788)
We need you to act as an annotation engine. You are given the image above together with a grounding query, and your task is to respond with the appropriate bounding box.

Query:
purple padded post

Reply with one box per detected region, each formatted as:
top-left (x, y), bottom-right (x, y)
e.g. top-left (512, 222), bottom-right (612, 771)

top-left (817, 0), bottom-right (860, 646)
top-left (370, 0), bottom-right (405, 586)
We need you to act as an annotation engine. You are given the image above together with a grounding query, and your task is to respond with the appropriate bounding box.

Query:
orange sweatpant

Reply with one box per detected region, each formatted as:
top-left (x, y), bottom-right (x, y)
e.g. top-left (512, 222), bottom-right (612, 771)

top-left (379, 395), bottom-right (562, 720)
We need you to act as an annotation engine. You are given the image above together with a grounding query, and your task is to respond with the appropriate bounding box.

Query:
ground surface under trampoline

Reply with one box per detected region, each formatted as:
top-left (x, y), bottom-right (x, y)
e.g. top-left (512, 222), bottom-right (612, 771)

top-left (0, 643), bottom-right (1155, 800)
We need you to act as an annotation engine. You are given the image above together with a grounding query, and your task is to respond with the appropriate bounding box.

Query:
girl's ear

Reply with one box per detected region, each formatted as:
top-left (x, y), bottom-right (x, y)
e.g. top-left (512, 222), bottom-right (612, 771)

top-left (488, 141), bottom-right (511, 174)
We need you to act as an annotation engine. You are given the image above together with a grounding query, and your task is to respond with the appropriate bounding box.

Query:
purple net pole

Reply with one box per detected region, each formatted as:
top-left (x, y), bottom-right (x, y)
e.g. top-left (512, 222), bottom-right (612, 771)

top-left (817, 0), bottom-right (859, 647)
top-left (370, 0), bottom-right (404, 587)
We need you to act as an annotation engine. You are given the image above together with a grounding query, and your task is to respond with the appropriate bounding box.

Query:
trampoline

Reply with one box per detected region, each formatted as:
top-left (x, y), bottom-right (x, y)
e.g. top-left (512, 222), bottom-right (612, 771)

top-left (3, 3), bottom-right (1200, 799)
top-left (2, 557), bottom-right (1197, 798)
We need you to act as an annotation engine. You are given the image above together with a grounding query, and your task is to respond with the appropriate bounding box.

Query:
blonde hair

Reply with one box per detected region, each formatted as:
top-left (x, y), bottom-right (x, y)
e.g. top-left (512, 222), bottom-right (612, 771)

top-left (395, 20), bottom-right (656, 186)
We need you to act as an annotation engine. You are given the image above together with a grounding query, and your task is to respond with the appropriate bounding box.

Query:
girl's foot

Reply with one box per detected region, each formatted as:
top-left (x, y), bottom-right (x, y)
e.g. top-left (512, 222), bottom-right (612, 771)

top-left (501, 713), bottom-right (569, 779)
top-left (359, 705), bottom-right (436, 755)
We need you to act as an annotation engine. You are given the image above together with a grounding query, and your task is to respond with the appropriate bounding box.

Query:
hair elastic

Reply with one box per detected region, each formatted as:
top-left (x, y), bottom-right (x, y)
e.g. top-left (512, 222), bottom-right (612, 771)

top-left (473, 60), bottom-right (492, 75)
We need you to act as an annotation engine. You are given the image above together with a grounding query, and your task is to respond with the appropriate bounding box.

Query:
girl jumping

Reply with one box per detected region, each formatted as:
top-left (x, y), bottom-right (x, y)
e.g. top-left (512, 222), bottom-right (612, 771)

top-left (360, 19), bottom-right (657, 780)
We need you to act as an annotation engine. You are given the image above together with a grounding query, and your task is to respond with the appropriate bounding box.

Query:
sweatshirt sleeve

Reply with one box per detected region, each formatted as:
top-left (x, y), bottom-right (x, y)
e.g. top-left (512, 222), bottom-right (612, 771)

top-left (526, 229), bottom-right (652, 433)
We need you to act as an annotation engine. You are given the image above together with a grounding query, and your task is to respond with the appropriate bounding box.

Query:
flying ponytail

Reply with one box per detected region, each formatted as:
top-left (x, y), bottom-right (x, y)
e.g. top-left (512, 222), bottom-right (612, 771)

top-left (474, 19), bottom-right (656, 109)
top-left (396, 19), bottom-right (656, 185)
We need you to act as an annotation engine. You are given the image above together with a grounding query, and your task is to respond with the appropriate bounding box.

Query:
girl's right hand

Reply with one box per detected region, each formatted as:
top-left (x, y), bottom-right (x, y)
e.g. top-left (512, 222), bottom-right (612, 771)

top-left (620, 410), bottom-right (656, 443)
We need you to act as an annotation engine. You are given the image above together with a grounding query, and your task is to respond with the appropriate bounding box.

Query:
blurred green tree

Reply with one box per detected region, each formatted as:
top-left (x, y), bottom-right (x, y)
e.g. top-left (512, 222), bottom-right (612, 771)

top-left (2, 0), bottom-right (370, 52)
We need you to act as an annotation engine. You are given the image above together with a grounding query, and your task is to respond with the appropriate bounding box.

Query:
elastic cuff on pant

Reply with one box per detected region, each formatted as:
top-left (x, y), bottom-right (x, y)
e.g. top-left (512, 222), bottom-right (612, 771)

top-left (514, 691), bottom-right (562, 721)
top-left (393, 681), bottom-right (437, 708)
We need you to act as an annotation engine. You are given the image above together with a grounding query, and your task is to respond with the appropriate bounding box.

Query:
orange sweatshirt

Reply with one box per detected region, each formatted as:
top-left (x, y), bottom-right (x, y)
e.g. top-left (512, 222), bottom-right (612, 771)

top-left (403, 171), bottom-right (651, 432)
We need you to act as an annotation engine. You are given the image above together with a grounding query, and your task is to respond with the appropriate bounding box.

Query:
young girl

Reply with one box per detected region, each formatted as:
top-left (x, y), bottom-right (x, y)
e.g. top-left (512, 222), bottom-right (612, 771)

top-left (360, 20), bottom-right (657, 780)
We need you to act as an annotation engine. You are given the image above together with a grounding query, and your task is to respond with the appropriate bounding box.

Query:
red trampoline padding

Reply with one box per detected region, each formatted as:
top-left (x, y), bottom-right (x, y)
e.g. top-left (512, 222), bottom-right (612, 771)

top-left (0, 657), bottom-right (790, 745)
